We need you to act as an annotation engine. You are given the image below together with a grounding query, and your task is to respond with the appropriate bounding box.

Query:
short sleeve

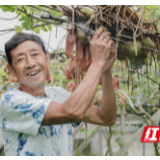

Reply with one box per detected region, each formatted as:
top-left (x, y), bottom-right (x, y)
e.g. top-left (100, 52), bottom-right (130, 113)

top-left (0, 89), bottom-right (52, 136)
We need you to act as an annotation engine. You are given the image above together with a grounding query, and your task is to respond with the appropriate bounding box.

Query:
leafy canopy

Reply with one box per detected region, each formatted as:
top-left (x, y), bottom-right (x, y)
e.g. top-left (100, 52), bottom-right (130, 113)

top-left (1, 5), bottom-right (160, 34)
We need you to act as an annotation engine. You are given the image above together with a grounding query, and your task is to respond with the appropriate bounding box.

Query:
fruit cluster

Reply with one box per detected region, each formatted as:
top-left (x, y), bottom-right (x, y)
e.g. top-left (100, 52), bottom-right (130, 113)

top-left (117, 37), bottom-right (155, 62)
top-left (77, 25), bottom-right (155, 63)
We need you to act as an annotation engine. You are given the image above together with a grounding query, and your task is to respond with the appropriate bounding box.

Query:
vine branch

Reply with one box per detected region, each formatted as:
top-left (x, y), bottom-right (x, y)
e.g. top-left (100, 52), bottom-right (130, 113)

top-left (0, 28), bottom-right (14, 32)
top-left (0, 6), bottom-right (25, 20)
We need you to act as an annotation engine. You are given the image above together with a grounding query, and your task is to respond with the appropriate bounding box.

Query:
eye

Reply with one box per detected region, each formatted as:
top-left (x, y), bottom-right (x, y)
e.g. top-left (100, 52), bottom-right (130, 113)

top-left (33, 53), bottom-right (38, 56)
top-left (17, 58), bottom-right (25, 62)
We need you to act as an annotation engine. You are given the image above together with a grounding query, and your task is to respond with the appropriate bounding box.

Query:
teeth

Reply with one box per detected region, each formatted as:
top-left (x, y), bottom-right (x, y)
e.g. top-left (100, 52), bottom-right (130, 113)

top-left (27, 70), bottom-right (40, 76)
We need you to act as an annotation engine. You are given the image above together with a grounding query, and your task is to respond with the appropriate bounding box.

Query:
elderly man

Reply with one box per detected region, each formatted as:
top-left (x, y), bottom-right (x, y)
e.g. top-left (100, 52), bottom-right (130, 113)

top-left (0, 28), bottom-right (116, 156)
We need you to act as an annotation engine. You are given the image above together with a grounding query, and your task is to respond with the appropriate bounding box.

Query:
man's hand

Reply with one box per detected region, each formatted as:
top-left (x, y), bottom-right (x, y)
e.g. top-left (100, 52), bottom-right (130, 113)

top-left (103, 44), bottom-right (116, 72)
top-left (42, 28), bottom-right (117, 126)
top-left (90, 28), bottom-right (114, 67)
top-left (102, 42), bottom-right (116, 73)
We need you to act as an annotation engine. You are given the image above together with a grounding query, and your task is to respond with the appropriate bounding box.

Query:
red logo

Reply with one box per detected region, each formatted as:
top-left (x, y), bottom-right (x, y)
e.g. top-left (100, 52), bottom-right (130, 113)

top-left (141, 127), bottom-right (160, 142)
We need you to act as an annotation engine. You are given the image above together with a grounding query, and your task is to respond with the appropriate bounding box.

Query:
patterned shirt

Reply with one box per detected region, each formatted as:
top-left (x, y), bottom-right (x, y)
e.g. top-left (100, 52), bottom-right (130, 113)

top-left (0, 86), bottom-right (80, 156)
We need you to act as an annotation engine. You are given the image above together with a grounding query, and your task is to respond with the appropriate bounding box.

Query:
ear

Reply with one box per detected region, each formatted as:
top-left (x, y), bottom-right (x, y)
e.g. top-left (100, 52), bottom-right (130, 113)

top-left (6, 64), bottom-right (19, 82)
top-left (46, 51), bottom-right (50, 66)
top-left (45, 52), bottom-right (51, 83)
top-left (45, 67), bottom-right (51, 83)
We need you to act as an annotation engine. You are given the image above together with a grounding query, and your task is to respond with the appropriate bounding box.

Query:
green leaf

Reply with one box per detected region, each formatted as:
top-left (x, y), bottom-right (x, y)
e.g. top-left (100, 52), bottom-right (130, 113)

top-left (123, 151), bottom-right (128, 156)
top-left (155, 10), bottom-right (160, 17)
top-left (1, 5), bottom-right (15, 12)
top-left (0, 69), bottom-right (6, 76)
top-left (22, 16), bottom-right (32, 30)
top-left (80, 128), bottom-right (96, 135)
top-left (81, 8), bottom-right (92, 15)
top-left (120, 131), bottom-right (124, 135)
top-left (47, 24), bottom-right (52, 31)
top-left (87, 129), bottom-right (96, 136)
top-left (40, 26), bottom-right (48, 32)
top-left (33, 27), bottom-right (40, 34)
top-left (115, 137), bottom-right (121, 143)
top-left (111, 124), bottom-right (118, 129)
top-left (50, 9), bottom-right (61, 17)
top-left (75, 152), bottom-right (81, 156)
top-left (112, 130), bottom-right (118, 135)
top-left (80, 128), bottom-right (86, 132)
top-left (14, 26), bottom-right (22, 33)
top-left (0, 151), bottom-right (5, 156)
top-left (86, 130), bottom-right (93, 136)
top-left (115, 137), bottom-right (124, 147)
top-left (19, 16), bottom-right (26, 21)
top-left (150, 12), bottom-right (155, 20)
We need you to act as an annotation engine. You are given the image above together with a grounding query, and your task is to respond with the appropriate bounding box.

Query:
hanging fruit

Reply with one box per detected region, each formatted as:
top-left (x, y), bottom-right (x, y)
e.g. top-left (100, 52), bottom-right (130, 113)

top-left (142, 37), bottom-right (154, 49)
top-left (117, 43), bottom-right (128, 61)
top-left (142, 37), bottom-right (155, 53)
top-left (77, 29), bottom-right (89, 44)
top-left (128, 41), bottom-right (142, 59)
top-left (97, 25), bottom-right (107, 32)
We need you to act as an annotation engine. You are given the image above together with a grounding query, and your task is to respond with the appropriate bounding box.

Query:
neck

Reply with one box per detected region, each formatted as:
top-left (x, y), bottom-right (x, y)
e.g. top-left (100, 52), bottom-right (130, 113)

top-left (18, 84), bottom-right (46, 97)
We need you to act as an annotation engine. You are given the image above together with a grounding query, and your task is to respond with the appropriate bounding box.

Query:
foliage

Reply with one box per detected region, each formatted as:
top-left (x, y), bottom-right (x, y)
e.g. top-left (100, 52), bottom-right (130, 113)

top-left (0, 5), bottom-right (61, 34)
top-left (0, 152), bottom-right (4, 156)
top-left (80, 128), bottom-right (97, 136)
top-left (114, 57), bottom-right (160, 116)
top-left (0, 5), bottom-right (160, 33)
top-left (0, 58), bottom-right (9, 97)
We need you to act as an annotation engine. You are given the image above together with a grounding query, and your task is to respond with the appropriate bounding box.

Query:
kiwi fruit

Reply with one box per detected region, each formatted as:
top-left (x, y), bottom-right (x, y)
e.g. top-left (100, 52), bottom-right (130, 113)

top-left (77, 29), bottom-right (89, 44)
top-left (142, 37), bottom-right (154, 54)
top-left (127, 41), bottom-right (143, 60)
top-left (77, 25), bottom-right (107, 44)
top-left (136, 52), bottom-right (147, 61)
top-left (123, 42), bottom-right (130, 59)
top-left (97, 25), bottom-right (107, 32)
top-left (117, 43), bottom-right (128, 61)
top-left (129, 41), bottom-right (142, 55)
top-left (142, 37), bottom-right (154, 49)
top-left (81, 8), bottom-right (92, 16)
top-left (157, 53), bottom-right (160, 60)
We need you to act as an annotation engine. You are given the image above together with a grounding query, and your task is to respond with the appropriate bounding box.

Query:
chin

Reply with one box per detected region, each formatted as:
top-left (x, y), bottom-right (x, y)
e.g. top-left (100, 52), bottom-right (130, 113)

top-left (32, 81), bottom-right (45, 87)
top-left (23, 80), bottom-right (45, 88)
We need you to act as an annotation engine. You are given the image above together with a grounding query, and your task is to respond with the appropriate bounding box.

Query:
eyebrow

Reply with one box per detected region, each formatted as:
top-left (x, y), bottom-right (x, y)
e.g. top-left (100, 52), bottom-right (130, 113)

top-left (15, 52), bottom-right (25, 57)
top-left (28, 48), bottom-right (39, 52)
top-left (15, 48), bottom-right (39, 57)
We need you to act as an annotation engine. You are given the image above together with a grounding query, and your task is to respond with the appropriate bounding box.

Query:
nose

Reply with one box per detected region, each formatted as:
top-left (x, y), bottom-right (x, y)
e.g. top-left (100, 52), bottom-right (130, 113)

top-left (26, 54), bottom-right (36, 69)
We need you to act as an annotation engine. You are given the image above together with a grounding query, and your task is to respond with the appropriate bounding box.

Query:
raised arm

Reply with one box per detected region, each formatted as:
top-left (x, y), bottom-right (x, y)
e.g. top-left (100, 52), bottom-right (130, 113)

top-left (42, 28), bottom-right (114, 126)
top-left (82, 71), bottom-right (117, 126)
top-left (82, 37), bottom-right (117, 126)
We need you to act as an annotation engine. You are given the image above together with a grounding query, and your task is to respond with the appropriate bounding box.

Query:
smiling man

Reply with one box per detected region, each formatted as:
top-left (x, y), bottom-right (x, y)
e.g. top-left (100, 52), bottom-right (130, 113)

top-left (0, 30), bottom-right (116, 156)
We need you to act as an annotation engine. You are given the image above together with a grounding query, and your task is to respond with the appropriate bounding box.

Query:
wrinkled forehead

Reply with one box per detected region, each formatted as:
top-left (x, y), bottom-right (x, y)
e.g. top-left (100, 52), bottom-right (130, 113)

top-left (11, 40), bottom-right (42, 58)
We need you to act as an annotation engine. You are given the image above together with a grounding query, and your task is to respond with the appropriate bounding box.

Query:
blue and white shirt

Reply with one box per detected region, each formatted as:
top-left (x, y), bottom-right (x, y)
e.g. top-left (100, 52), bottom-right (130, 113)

top-left (0, 86), bottom-right (80, 156)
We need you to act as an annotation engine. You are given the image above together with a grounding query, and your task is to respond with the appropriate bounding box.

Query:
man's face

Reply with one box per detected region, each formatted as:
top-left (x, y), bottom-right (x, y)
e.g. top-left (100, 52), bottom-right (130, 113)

top-left (9, 40), bottom-right (50, 88)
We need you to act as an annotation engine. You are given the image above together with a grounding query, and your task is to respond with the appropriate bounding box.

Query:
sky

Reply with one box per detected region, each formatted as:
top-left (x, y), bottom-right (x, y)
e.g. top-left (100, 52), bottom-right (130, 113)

top-left (0, 10), bottom-right (66, 53)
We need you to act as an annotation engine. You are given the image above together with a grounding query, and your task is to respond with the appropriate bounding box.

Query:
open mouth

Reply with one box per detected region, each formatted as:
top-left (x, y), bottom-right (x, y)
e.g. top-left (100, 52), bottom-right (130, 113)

top-left (26, 70), bottom-right (41, 77)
